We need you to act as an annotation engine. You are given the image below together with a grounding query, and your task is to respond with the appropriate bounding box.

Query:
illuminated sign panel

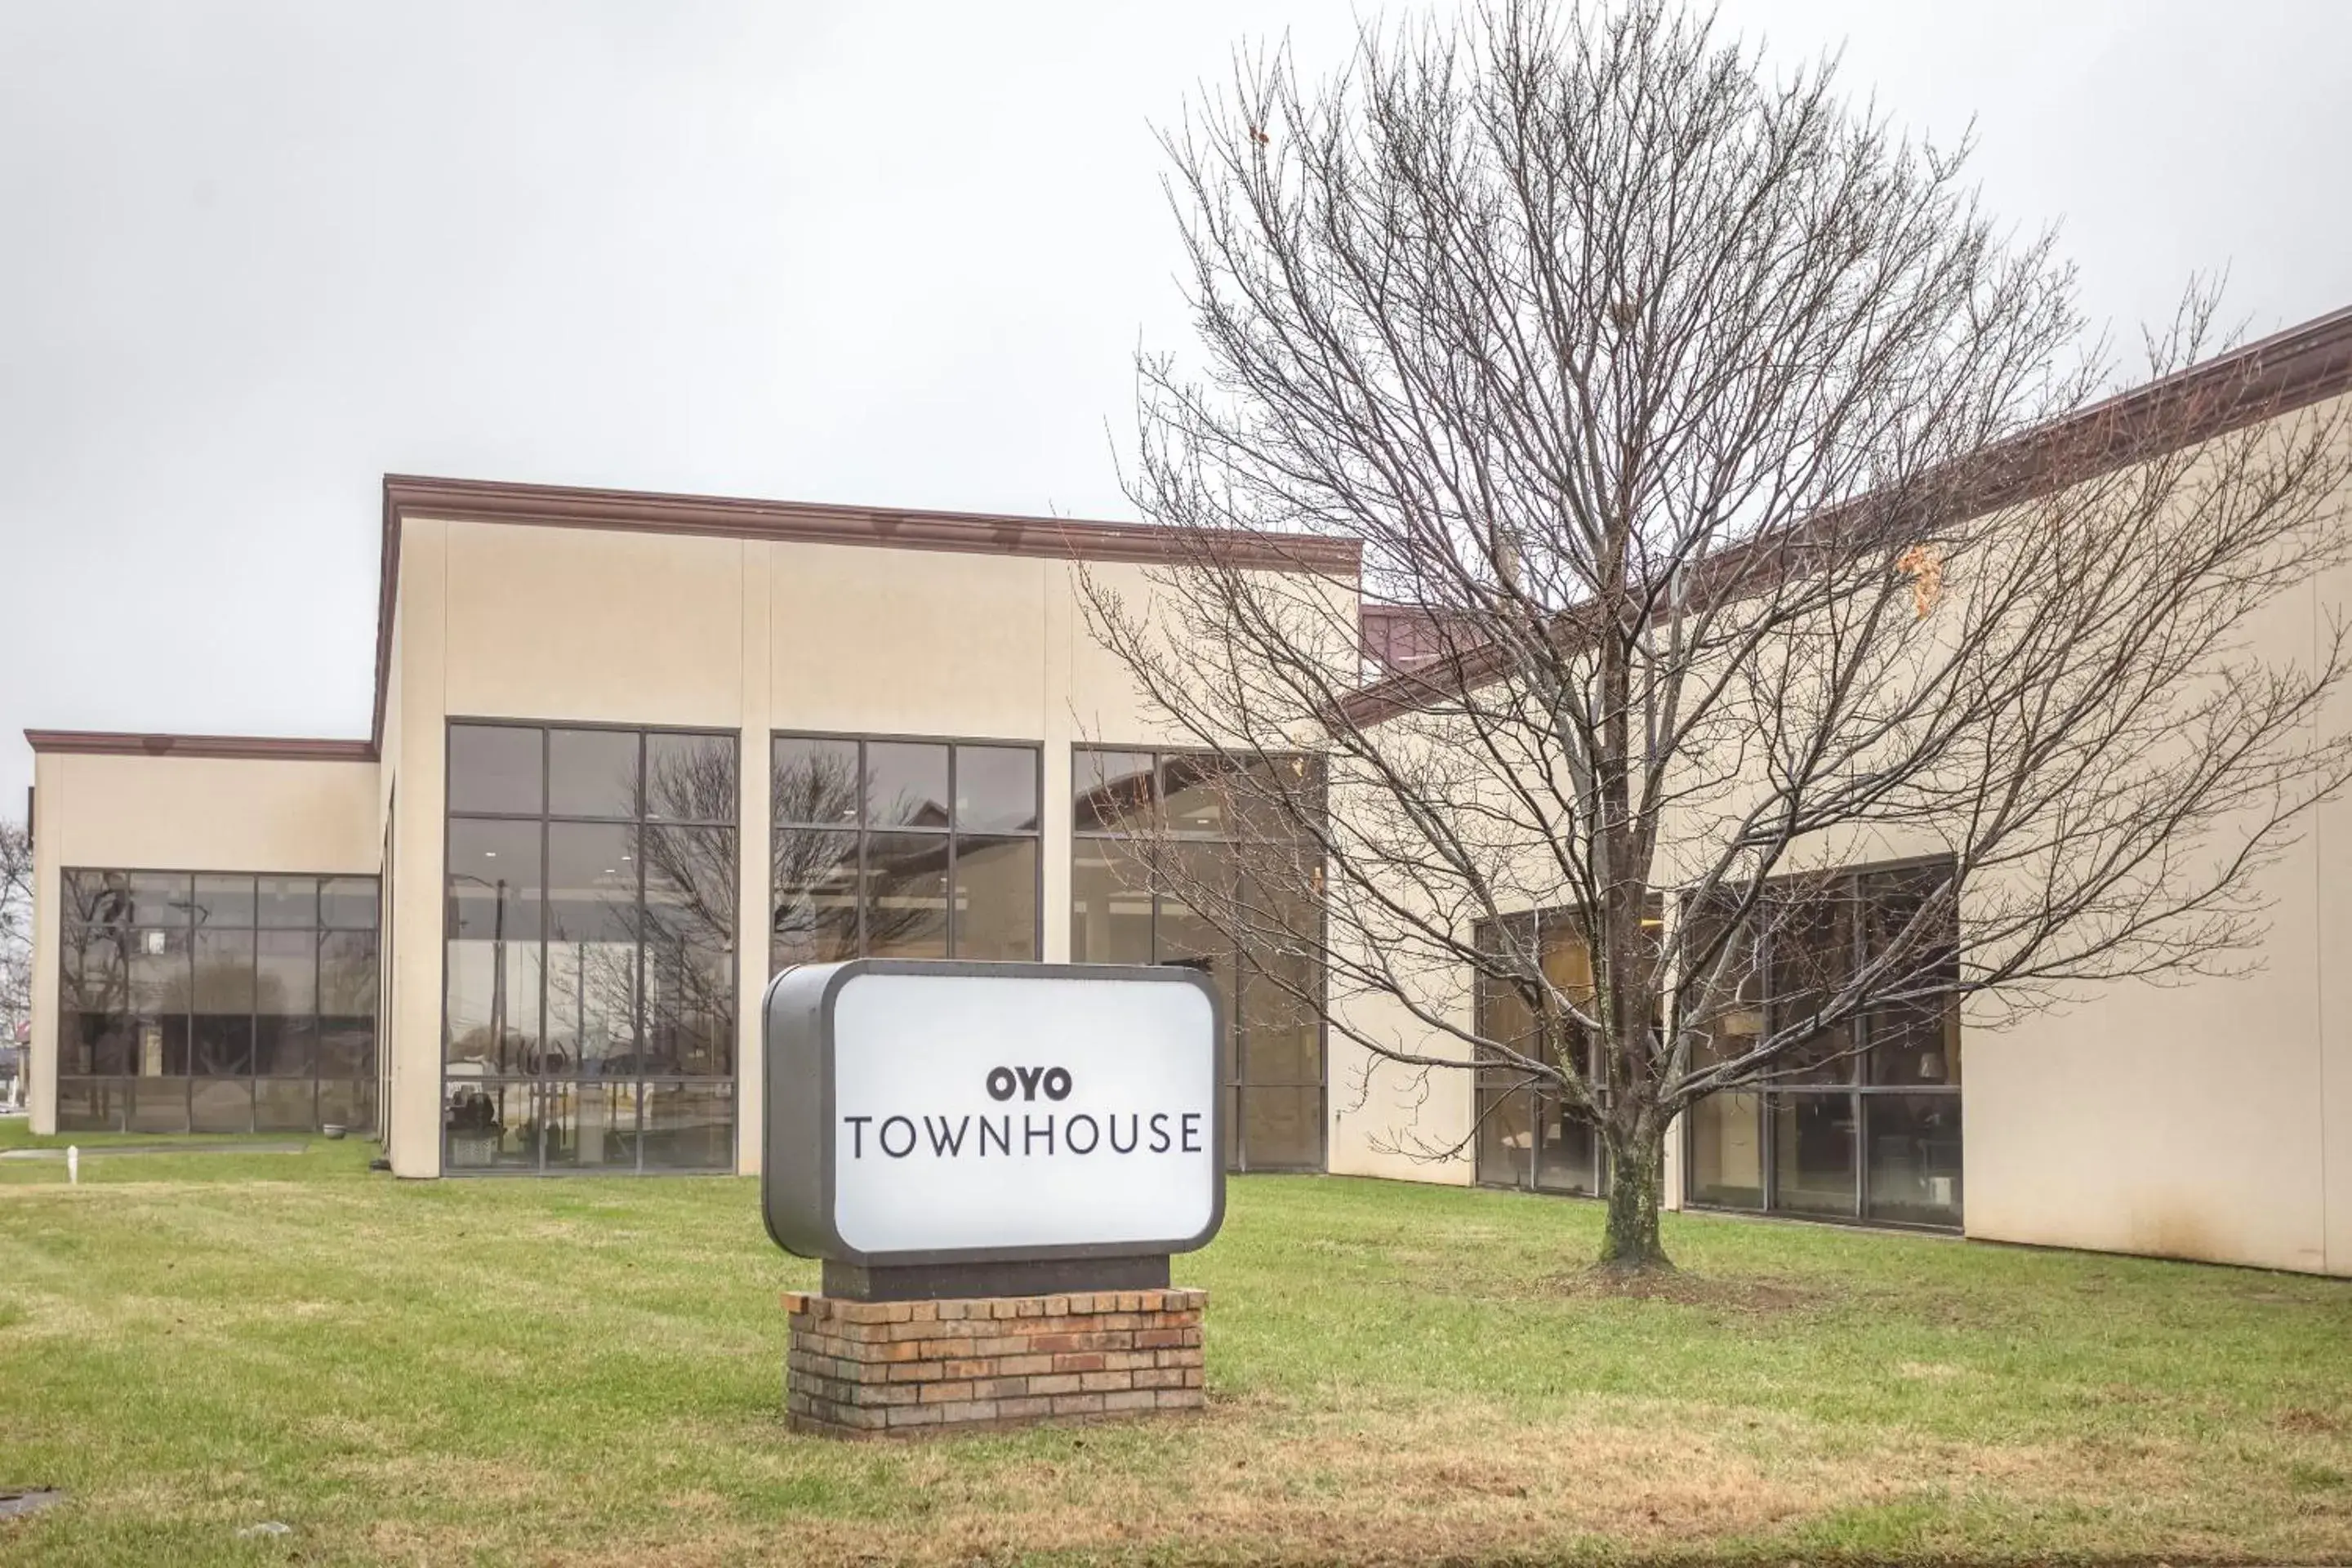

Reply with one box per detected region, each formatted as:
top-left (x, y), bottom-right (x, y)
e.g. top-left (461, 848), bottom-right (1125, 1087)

top-left (762, 960), bottom-right (1224, 1267)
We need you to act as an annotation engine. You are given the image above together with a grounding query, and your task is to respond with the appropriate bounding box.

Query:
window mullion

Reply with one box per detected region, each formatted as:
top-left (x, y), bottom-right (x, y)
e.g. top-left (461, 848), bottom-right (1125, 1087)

top-left (635, 744), bottom-right (648, 1174)
top-left (854, 741), bottom-right (869, 955)
top-left (945, 744), bottom-right (960, 958)
top-left (246, 903), bottom-right (259, 1135)
top-left (537, 737), bottom-right (551, 1173)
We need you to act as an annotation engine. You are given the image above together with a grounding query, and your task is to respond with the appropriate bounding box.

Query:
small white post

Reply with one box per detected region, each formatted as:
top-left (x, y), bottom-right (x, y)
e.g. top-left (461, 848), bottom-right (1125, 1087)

top-left (66, 1145), bottom-right (78, 1185)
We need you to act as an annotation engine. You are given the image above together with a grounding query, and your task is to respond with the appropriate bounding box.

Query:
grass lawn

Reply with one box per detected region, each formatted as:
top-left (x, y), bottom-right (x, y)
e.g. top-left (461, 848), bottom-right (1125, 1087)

top-left (1, 1128), bottom-right (2349, 1565)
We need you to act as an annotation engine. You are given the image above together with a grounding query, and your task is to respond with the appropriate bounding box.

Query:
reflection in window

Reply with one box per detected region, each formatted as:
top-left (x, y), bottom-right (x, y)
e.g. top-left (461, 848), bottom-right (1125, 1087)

top-left (644, 1080), bottom-right (737, 1169)
top-left (55, 869), bottom-right (379, 1134)
top-left (1160, 754), bottom-right (1237, 836)
top-left (318, 933), bottom-right (378, 1078)
top-left (255, 929), bottom-right (318, 1076)
top-left (192, 929), bottom-right (256, 1076)
top-left (956, 747), bottom-right (1042, 832)
top-left (1764, 891), bottom-right (1853, 1084)
top-left (1865, 867), bottom-right (1962, 1085)
top-left (771, 736), bottom-right (1040, 970)
top-left (647, 732), bottom-right (739, 825)
top-left (864, 742), bottom-right (951, 830)
top-left (447, 724), bottom-right (545, 815)
top-left (443, 817), bottom-right (546, 1078)
top-left (1075, 750), bottom-right (1154, 832)
top-left (1864, 1094), bottom-right (1963, 1225)
top-left (1069, 839), bottom-right (1152, 964)
top-left (1771, 1093), bottom-right (1857, 1215)
top-left (1071, 746), bottom-right (1325, 1173)
top-left (1472, 907), bottom-right (1632, 1200)
top-left (546, 821), bottom-right (638, 1078)
top-left (548, 728), bottom-right (639, 818)
top-left (1474, 1078), bottom-right (1534, 1188)
top-left (443, 1080), bottom-right (541, 1170)
top-left (954, 836), bottom-right (1040, 961)
top-left (1682, 858), bottom-right (1962, 1230)
top-left (1686, 1090), bottom-right (1763, 1207)
top-left (863, 832), bottom-right (951, 958)
top-left (192, 873), bottom-right (257, 929)
top-left (770, 829), bottom-right (858, 966)
top-left (643, 825), bottom-right (737, 1076)
top-left (443, 721), bottom-right (739, 1174)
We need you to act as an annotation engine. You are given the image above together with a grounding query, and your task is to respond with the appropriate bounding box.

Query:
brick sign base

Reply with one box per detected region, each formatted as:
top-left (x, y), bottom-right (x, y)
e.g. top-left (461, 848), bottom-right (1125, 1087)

top-left (782, 1287), bottom-right (1207, 1437)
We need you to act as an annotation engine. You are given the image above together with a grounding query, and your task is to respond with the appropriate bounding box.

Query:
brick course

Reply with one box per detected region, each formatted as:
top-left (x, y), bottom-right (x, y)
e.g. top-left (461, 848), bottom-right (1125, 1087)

top-left (783, 1288), bottom-right (1207, 1438)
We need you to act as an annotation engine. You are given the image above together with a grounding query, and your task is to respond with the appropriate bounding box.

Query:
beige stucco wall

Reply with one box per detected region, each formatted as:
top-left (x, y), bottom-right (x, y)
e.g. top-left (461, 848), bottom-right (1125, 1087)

top-left (375, 611), bottom-right (403, 1160)
top-left (382, 517), bottom-right (448, 1177)
top-left (2322, 593), bottom-right (2352, 1276)
top-left (1964, 561), bottom-right (2349, 1276)
top-left (1327, 982), bottom-right (1478, 1186)
top-left (26, 750), bottom-right (381, 1134)
top-left (377, 516), bottom-right (1356, 1176)
top-left (1952, 403), bottom-right (2352, 1275)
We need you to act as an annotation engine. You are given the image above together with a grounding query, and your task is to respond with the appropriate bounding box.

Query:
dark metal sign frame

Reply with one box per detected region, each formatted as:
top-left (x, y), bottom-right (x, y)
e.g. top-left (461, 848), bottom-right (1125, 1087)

top-left (761, 958), bottom-right (1227, 1268)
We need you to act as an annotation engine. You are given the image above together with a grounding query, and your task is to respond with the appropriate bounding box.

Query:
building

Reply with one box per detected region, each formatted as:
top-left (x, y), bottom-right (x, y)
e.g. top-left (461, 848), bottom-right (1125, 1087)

top-left (23, 305), bottom-right (2352, 1278)
top-left (26, 477), bottom-right (1360, 1178)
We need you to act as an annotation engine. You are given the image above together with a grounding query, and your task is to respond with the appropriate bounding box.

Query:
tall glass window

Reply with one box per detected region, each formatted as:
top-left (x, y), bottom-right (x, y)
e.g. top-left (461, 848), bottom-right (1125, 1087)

top-left (442, 722), bottom-right (738, 1174)
top-left (770, 735), bottom-right (1040, 971)
top-left (1071, 747), bottom-right (1325, 1173)
top-left (55, 869), bottom-right (379, 1134)
top-left (1681, 860), bottom-right (1963, 1229)
top-left (1472, 909), bottom-right (1608, 1198)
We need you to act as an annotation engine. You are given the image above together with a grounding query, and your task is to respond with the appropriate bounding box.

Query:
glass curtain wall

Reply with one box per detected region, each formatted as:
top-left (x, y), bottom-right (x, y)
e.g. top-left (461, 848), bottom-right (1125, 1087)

top-left (1682, 860), bottom-right (1963, 1228)
top-left (55, 870), bottom-right (379, 1133)
top-left (442, 722), bottom-right (738, 1174)
top-left (1472, 909), bottom-right (1607, 1197)
top-left (769, 734), bottom-right (1040, 969)
top-left (1069, 747), bottom-right (1325, 1172)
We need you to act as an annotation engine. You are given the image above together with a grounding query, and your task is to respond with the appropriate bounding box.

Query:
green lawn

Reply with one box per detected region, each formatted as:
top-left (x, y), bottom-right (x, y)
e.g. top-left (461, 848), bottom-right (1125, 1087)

top-left (1, 1132), bottom-right (2348, 1565)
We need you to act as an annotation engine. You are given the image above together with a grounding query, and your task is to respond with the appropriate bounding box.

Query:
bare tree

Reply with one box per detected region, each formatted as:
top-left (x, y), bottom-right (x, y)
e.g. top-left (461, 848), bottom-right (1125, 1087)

top-left (637, 743), bottom-right (742, 1068)
top-left (0, 820), bottom-right (31, 1057)
top-left (1083, 0), bottom-right (2352, 1269)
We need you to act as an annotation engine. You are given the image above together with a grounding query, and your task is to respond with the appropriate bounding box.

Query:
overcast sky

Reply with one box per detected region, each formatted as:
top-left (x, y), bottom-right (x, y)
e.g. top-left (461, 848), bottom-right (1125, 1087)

top-left (2, 0), bottom-right (2347, 808)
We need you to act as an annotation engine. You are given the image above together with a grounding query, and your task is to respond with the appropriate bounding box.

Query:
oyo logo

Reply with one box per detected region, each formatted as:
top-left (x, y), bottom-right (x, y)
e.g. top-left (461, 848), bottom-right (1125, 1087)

top-left (985, 1065), bottom-right (1073, 1102)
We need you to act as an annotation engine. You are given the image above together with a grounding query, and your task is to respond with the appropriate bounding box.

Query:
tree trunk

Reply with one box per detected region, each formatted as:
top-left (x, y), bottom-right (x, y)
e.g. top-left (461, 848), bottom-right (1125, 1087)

top-left (1597, 1125), bottom-right (1672, 1272)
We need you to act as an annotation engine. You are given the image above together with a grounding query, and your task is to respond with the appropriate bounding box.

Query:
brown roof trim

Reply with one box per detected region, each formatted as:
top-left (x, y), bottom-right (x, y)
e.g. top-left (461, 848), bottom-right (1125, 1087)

top-left (371, 474), bottom-right (1362, 747)
top-left (1933, 301), bottom-right (2352, 515)
top-left (1342, 301), bottom-right (2352, 728)
top-left (25, 730), bottom-right (377, 763)
top-left (381, 474), bottom-right (1362, 571)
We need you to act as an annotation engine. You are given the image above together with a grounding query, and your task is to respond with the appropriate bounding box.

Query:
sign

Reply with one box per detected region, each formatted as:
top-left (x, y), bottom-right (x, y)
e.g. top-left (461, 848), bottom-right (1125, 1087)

top-left (762, 960), bottom-right (1225, 1266)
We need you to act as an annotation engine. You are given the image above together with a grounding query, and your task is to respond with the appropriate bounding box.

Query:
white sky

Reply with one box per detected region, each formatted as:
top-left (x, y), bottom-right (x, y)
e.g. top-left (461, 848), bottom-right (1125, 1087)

top-left (2, 1), bottom-right (2348, 808)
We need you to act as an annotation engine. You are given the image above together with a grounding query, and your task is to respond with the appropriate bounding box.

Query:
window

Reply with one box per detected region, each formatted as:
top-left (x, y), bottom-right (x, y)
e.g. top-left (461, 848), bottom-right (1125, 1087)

top-left (1071, 746), bottom-right (1325, 1172)
top-left (442, 722), bottom-right (738, 1174)
top-left (1681, 860), bottom-right (1962, 1229)
top-left (770, 735), bottom-right (1040, 971)
top-left (55, 869), bottom-right (379, 1134)
top-left (1471, 908), bottom-right (1608, 1197)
